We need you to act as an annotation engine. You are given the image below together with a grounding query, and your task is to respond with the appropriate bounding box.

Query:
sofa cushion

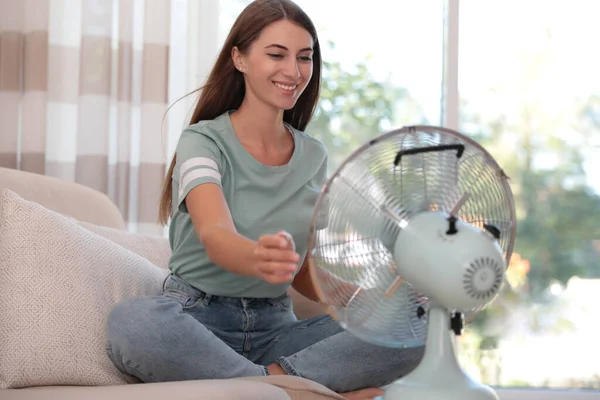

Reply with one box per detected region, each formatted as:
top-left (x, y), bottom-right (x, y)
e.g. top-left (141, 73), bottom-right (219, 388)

top-left (0, 189), bottom-right (170, 389)
top-left (77, 221), bottom-right (172, 270)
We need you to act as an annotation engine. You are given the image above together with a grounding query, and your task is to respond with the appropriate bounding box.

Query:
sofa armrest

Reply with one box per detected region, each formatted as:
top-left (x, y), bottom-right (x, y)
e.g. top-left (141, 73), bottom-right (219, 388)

top-left (0, 167), bottom-right (125, 229)
top-left (0, 379), bottom-right (290, 400)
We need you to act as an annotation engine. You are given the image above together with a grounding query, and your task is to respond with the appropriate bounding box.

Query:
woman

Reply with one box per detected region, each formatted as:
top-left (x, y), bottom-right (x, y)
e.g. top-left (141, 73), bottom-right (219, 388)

top-left (105, 0), bottom-right (424, 398)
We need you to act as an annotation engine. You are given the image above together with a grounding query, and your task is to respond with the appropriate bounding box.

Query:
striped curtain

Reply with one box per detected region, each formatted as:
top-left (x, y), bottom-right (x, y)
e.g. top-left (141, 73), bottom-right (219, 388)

top-left (0, 0), bottom-right (171, 235)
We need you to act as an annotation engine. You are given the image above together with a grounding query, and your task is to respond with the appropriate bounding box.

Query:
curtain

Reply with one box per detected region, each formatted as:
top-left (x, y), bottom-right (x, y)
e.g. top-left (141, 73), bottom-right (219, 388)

top-left (0, 0), bottom-right (171, 235)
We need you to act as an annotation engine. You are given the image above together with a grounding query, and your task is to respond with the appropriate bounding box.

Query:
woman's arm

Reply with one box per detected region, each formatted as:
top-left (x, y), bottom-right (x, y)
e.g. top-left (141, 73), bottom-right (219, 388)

top-left (291, 257), bottom-right (321, 302)
top-left (292, 257), bottom-right (365, 306)
top-left (186, 183), bottom-right (299, 284)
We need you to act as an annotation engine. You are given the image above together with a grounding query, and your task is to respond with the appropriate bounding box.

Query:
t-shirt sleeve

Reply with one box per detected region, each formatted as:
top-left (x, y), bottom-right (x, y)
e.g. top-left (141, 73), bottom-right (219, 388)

top-left (173, 127), bottom-right (225, 213)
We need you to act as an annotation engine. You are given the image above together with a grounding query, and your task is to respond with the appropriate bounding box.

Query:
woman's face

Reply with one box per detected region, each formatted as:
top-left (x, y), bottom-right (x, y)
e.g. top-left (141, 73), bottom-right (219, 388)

top-left (233, 19), bottom-right (314, 112)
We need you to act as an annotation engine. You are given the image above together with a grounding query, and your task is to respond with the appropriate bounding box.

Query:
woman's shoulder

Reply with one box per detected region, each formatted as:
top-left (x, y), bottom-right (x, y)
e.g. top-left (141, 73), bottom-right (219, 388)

top-left (174, 114), bottom-right (235, 176)
top-left (185, 113), bottom-right (230, 137)
top-left (177, 113), bottom-right (234, 155)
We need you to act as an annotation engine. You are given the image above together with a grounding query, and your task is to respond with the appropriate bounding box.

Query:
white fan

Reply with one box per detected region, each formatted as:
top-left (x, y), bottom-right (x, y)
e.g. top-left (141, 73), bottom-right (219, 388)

top-left (306, 126), bottom-right (516, 400)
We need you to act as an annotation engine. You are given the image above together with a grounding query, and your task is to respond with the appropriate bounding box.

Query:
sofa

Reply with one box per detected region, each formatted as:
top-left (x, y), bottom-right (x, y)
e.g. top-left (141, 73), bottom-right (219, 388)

top-left (0, 166), bottom-right (346, 400)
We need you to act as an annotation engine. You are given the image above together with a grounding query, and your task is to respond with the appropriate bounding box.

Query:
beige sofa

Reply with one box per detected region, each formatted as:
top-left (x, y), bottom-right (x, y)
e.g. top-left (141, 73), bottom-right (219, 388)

top-left (0, 167), bottom-right (345, 400)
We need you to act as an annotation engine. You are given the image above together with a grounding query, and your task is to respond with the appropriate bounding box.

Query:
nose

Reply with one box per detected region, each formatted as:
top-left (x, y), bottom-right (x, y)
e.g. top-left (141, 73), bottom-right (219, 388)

top-left (282, 58), bottom-right (301, 79)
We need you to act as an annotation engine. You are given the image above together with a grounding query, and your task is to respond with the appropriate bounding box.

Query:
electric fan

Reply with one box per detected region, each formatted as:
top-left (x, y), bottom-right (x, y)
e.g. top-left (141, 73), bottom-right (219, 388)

top-left (306, 125), bottom-right (516, 400)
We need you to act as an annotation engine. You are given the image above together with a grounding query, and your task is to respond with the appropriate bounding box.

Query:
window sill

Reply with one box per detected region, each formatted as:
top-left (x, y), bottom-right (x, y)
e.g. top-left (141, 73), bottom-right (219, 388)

top-left (497, 388), bottom-right (600, 400)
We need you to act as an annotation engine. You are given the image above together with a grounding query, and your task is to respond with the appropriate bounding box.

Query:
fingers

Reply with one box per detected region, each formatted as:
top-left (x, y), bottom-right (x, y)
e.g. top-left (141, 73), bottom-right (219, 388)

top-left (276, 230), bottom-right (296, 251)
top-left (259, 232), bottom-right (296, 250)
top-left (255, 232), bottom-right (299, 283)
top-left (258, 260), bottom-right (298, 274)
top-left (253, 249), bottom-right (298, 282)
top-left (254, 246), bottom-right (299, 263)
top-left (259, 263), bottom-right (296, 284)
top-left (262, 273), bottom-right (294, 284)
top-left (258, 234), bottom-right (288, 249)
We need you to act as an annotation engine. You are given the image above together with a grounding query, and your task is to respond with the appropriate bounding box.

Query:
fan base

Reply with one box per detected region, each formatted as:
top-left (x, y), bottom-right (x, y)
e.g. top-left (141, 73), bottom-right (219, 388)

top-left (382, 304), bottom-right (498, 400)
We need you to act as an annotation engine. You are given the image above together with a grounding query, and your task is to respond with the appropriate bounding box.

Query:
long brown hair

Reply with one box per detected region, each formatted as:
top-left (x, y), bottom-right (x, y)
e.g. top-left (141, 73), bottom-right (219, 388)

top-left (158, 0), bottom-right (322, 225)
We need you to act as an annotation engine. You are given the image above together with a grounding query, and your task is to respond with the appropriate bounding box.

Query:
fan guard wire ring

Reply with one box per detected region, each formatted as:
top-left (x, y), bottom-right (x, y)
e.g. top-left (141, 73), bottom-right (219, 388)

top-left (306, 125), bottom-right (517, 339)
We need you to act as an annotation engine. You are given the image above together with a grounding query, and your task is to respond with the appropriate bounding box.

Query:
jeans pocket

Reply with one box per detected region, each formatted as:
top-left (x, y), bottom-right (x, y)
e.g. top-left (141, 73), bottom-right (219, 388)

top-left (163, 289), bottom-right (204, 310)
top-left (270, 294), bottom-right (293, 310)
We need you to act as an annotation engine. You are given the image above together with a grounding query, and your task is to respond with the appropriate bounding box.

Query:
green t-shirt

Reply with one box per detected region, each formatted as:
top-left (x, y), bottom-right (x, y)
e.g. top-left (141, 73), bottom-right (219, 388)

top-left (168, 110), bottom-right (328, 298)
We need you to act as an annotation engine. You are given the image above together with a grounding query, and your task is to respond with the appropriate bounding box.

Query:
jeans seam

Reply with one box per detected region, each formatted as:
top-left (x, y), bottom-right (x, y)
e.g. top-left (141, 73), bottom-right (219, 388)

top-left (275, 356), bottom-right (301, 377)
top-left (297, 314), bottom-right (336, 330)
top-left (122, 359), bottom-right (160, 383)
top-left (106, 342), bottom-right (158, 383)
top-left (105, 343), bottom-right (117, 366)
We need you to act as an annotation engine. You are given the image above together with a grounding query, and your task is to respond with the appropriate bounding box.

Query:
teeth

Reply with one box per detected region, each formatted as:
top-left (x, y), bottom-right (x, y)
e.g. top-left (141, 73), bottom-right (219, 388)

top-left (274, 82), bottom-right (297, 91)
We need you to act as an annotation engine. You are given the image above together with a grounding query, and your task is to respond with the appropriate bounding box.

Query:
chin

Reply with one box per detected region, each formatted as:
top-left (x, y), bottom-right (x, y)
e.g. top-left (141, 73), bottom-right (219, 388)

top-left (282, 101), bottom-right (299, 111)
top-left (268, 99), bottom-right (299, 112)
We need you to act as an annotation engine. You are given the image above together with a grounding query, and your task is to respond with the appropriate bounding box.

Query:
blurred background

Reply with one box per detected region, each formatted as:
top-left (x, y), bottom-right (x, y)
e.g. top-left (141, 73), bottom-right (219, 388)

top-left (1, 0), bottom-right (598, 392)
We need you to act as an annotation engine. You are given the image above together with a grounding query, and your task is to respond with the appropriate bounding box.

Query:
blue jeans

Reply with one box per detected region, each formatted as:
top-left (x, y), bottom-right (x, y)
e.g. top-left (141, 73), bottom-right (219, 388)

top-left (105, 274), bottom-right (424, 393)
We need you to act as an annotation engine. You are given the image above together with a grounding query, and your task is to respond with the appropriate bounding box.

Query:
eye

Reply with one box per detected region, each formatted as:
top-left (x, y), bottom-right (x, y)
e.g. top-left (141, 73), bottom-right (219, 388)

top-left (268, 53), bottom-right (284, 59)
top-left (298, 56), bottom-right (312, 62)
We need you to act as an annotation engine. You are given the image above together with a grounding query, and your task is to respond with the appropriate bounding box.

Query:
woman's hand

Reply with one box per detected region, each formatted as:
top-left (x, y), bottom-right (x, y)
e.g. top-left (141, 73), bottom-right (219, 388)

top-left (252, 231), bottom-right (300, 284)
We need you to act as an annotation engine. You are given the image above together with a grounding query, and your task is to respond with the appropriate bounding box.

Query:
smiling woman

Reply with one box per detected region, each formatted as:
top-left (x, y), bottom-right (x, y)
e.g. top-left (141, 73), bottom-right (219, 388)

top-left (105, 0), bottom-right (424, 399)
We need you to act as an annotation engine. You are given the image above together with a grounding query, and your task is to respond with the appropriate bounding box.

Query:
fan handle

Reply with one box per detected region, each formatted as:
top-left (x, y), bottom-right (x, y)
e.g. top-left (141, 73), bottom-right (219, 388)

top-left (393, 143), bottom-right (465, 166)
top-left (383, 302), bottom-right (498, 400)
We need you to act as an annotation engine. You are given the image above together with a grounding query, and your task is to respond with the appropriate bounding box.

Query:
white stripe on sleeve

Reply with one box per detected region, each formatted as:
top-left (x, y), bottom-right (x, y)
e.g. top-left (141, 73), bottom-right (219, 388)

top-left (179, 157), bottom-right (219, 182)
top-left (178, 168), bottom-right (222, 202)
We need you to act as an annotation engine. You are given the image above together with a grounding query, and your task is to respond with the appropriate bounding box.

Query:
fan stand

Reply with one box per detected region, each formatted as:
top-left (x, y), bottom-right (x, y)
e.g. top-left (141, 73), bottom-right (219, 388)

top-left (383, 302), bottom-right (498, 400)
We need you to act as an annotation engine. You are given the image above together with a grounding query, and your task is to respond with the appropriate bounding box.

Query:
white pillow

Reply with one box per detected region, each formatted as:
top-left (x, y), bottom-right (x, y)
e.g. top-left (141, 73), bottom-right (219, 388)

top-left (77, 221), bottom-right (172, 270)
top-left (0, 189), bottom-right (170, 389)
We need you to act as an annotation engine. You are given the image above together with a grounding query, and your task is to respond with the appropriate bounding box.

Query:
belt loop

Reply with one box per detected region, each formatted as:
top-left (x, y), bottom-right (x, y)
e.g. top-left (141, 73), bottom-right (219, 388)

top-left (202, 293), bottom-right (212, 306)
top-left (161, 273), bottom-right (171, 293)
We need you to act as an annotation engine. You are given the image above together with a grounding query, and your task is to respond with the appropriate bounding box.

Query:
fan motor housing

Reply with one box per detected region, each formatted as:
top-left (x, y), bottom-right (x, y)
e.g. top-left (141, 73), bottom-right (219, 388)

top-left (392, 211), bottom-right (506, 311)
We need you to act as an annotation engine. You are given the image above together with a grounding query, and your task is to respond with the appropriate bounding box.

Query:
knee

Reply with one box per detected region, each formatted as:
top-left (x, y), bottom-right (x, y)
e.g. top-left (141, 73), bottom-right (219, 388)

top-left (106, 296), bottom-right (158, 356)
top-left (107, 296), bottom-right (143, 335)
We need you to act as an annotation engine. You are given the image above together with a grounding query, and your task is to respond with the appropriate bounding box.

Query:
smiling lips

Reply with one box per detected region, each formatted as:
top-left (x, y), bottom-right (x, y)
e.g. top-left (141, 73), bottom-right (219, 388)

top-left (274, 81), bottom-right (298, 95)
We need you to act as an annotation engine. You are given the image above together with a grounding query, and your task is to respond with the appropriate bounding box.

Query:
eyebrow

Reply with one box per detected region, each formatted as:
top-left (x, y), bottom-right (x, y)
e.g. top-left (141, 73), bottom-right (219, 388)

top-left (264, 44), bottom-right (313, 52)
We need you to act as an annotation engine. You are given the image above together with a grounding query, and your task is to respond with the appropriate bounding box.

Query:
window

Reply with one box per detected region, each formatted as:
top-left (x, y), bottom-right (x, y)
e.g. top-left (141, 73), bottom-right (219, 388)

top-left (455, 0), bottom-right (600, 394)
top-left (295, 0), bottom-right (445, 173)
top-left (218, 0), bottom-right (252, 44)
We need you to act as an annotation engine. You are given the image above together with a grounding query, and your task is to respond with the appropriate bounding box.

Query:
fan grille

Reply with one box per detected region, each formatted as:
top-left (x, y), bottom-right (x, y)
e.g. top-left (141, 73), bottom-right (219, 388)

top-left (307, 126), bottom-right (516, 348)
top-left (463, 257), bottom-right (505, 301)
